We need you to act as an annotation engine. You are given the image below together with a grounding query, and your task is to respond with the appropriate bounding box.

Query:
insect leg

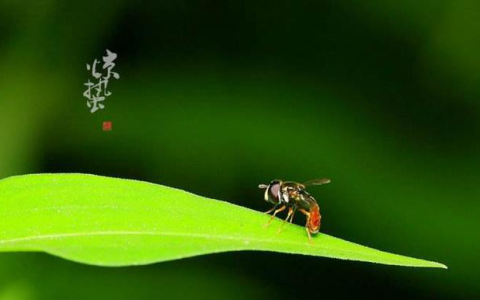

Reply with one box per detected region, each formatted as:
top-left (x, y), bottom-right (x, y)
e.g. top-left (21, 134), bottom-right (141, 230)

top-left (264, 205), bottom-right (286, 228)
top-left (298, 208), bottom-right (312, 241)
top-left (306, 227), bottom-right (312, 241)
top-left (277, 207), bottom-right (294, 234)
top-left (264, 204), bottom-right (279, 214)
top-left (289, 207), bottom-right (297, 223)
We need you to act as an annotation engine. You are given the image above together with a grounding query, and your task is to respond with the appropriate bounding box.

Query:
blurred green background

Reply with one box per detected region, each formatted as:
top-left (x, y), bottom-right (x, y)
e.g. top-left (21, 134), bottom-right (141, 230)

top-left (0, 0), bottom-right (479, 299)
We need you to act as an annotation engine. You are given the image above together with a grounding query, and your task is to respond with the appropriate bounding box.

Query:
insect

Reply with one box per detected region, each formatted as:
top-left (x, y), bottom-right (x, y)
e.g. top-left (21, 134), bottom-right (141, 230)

top-left (258, 178), bottom-right (331, 240)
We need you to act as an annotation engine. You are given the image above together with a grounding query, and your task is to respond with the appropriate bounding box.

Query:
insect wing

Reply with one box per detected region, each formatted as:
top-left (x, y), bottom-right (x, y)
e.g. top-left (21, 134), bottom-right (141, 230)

top-left (303, 178), bottom-right (331, 186)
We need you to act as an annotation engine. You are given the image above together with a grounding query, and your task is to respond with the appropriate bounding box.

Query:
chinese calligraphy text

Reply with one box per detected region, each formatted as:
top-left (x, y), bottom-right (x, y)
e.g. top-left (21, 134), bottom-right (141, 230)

top-left (83, 50), bottom-right (120, 113)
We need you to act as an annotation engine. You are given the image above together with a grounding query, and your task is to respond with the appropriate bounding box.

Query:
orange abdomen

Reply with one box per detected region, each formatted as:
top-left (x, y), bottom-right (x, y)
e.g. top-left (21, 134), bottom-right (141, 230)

top-left (309, 204), bottom-right (321, 233)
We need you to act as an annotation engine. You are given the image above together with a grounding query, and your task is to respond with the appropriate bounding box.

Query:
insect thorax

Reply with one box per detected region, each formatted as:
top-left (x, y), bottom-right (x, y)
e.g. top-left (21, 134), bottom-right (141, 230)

top-left (281, 185), bottom-right (316, 210)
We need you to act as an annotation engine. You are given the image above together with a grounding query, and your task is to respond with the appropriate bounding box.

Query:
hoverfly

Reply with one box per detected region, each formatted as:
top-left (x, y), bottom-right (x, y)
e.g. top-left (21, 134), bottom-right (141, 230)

top-left (258, 178), bottom-right (331, 240)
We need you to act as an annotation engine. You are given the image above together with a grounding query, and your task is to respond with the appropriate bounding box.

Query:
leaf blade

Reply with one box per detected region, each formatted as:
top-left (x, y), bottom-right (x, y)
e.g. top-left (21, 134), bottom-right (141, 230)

top-left (0, 174), bottom-right (446, 268)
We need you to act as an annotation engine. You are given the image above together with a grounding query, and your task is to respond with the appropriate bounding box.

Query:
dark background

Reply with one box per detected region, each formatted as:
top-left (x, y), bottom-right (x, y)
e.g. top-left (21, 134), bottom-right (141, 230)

top-left (0, 1), bottom-right (479, 299)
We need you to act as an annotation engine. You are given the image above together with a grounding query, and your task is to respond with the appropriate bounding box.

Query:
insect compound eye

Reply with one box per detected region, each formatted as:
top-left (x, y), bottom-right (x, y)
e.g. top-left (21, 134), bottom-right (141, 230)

top-left (267, 181), bottom-right (281, 203)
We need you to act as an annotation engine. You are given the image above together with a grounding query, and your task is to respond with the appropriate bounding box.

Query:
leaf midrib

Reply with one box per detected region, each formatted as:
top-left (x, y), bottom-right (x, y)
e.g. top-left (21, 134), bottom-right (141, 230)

top-left (0, 230), bottom-right (325, 248)
top-left (0, 230), bottom-right (439, 266)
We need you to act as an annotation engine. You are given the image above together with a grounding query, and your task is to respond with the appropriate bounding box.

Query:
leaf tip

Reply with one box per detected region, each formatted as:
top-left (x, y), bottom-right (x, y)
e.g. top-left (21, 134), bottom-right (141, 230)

top-left (426, 261), bottom-right (447, 269)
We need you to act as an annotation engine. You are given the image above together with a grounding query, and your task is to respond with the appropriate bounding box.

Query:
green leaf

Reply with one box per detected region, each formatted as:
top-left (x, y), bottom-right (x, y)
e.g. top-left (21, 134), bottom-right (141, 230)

top-left (0, 174), bottom-right (446, 268)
